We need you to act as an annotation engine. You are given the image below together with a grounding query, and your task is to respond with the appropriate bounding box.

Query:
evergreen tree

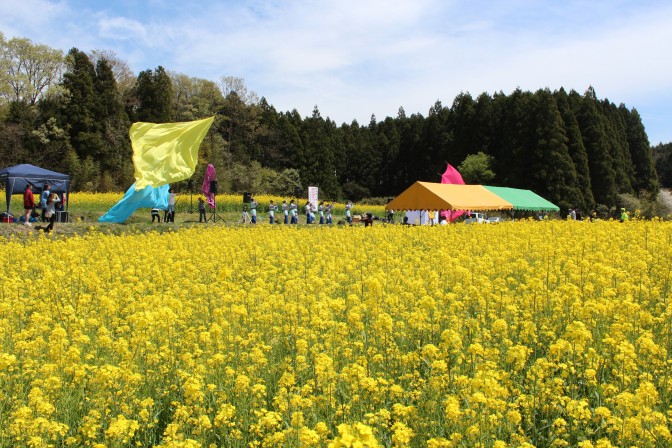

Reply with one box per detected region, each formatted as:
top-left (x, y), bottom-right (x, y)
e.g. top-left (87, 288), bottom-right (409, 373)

top-left (422, 100), bottom-right (451, 182)
top-left (376, 116), bottom-right (401, 195)
top-left (254, 98), bottom-right (287, 169)
top-left (496, 89), bottom-right (534, 188)
top-left (449, 92), bottom-right (477, 167)
top-left (527, 89), bottom-right (581, 211)
top-left (393, 112), bottom-right (425, 192)
top-left (132, 66), bottom-right (173, 123)
top-left (94, 58), bottom-right (132, 187)
top-left (575, 89), bottom-right (618, 206)
top-left (599, 99), bottom-right (634, 193)
top-left (60, 48), bottom-right (105, 174)
top-left (622, 106), bottom-right (658, 194)
top-left (300, 107), bottom-right (340, 198)
top-left (556, 89), bottom-right (594, 209)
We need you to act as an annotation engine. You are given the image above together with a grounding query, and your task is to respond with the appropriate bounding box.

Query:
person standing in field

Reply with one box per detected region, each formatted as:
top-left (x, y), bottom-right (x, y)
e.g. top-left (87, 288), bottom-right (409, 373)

top-left (304, 201), bottom-right (312, 224)
top-left (198, 197), bottom-right (206, 222)
top-left (289, 199), bottom-right (298, 224)
top-left (23, 184), bottom-right (34, 226)
top-left (40, 184), bottom-right (50, 222)
top-left (345, 201), bottom-right (353, 225)
top-left (325, 203), bottom-right (333, 224)
top-left (318, 201), bottom-right (325, 224)
top-left (249, 196), bottom-right (258, 224)
top-left (268, 200), bottom-right (277, 224)
top-left (282, 200), bottom-right (289, 224)
top-left (43, 192), bottom-right (60, 233)
top-left (165, 188), bottom-right (176, 222)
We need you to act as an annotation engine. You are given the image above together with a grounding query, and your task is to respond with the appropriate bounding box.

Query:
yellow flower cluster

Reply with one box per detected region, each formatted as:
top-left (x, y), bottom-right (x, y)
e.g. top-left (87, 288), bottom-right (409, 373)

top-left (1, 220), bottom-right (671, 447)
top-left (6, 192), bottom-right (384, 220)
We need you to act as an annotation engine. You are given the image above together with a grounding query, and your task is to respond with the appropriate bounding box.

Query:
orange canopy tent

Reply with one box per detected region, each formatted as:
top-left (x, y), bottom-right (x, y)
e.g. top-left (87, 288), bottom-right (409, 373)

top-left (385, 181), bottom-right (513, 211)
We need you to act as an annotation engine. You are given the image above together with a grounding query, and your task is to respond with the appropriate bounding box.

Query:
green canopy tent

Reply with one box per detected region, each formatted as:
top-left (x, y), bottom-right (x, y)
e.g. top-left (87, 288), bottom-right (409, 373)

top-left (482, 186), bottom-right (559, 211)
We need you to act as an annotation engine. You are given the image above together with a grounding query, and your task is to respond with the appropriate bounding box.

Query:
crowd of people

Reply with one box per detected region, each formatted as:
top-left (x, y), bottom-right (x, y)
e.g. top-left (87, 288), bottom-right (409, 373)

top-left (241, 197), bottom-right (344, 225)
top-left (22, 183), bottom-right (66, 232)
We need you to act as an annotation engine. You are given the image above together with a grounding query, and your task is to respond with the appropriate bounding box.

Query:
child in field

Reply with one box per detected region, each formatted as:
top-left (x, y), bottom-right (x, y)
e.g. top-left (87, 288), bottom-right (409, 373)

top-left (289, 199), bottom-right (298, 224)
top-left (325, 203), bottom-right (333, 224)
top-left (198, 197), bottom-right (206, 222)
top-left (249, 196), bottom-right (258, 224)
top-left (282, 200), bottom-right (289, 224)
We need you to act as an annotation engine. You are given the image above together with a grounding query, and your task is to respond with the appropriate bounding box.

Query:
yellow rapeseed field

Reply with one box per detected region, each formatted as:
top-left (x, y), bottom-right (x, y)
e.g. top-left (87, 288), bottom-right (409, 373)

top-left (1, 220), bottom-right (671, 447)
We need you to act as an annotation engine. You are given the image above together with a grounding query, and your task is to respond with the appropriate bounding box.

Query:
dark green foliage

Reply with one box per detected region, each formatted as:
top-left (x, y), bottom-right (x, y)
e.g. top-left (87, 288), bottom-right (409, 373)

top-left (556, 89), bottom-right (594, 210)
top-left (653, 143), bottom-right (672, 188)
top-left (0, 38), bottom-right (663, 203)
top-left (131, 66), bottom-right (173, 123)
top-left (575, 89), bottom-right (619, 206)
top-left (525, 89), bottom-right (581, 211)
top-left (61, 48), bottom-right (99, 153)
top-left (623, 107), bottom-right (658, 194)
top-left (299, 107), bottom-right (341, 198)
top-left (57, 49), bottom-right (132, 190)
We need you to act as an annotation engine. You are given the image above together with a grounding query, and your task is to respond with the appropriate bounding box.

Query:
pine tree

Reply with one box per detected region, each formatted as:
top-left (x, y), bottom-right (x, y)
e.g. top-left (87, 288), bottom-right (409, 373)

top-left (449, 92), bottom-right (477, 167)
top-left (623, 107), bottom-right (658, 194)
top-left (132, 66), bottom-right (173, 123)
top-left (600, 99), bottom-right (634, 193)
top-left (422, 100), bottom-right (451, 182)
top-left (576, 90), bottom-right (618, 206)
top-left (60, 48), bottom-right (105, 179)
top-left (94, 57), bottom-right (132, 187)
top-left (496, 88), bottom-right (534, 187)
top-left (556, 89), bottom-right (594, 209)
top-left (299, 107), bottom-right (340, 198)
top-left (527, 89), bottom-right (581, 211)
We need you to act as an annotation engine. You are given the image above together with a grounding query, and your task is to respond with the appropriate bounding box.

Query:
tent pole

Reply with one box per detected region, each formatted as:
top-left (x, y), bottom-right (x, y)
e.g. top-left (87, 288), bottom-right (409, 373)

top-left (7, 178), bottom-right (15, 217)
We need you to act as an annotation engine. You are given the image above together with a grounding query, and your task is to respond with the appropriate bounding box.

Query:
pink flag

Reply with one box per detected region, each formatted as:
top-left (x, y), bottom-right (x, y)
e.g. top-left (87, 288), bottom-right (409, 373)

top-left (440, 163), bottom-right (466, 222)
top-left (201, 163), bottom-right (216, 208)
top-left (441, 163), bottom-right (465, 184)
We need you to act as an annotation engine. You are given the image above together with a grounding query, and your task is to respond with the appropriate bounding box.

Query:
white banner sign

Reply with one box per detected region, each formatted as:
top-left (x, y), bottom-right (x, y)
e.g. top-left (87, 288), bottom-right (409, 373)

top-left (308, 186), bottom-right (319, 210)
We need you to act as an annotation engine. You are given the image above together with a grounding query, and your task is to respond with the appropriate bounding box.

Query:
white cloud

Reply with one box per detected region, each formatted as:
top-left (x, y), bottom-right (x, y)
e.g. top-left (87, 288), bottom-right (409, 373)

top-left (98, 16), bottom-right (148, 42)
top-left (0, 0), bottom-right (67, 42)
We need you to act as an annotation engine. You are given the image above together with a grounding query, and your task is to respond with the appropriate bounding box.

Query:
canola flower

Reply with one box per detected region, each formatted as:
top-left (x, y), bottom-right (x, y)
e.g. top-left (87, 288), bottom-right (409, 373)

top-left (6, 192), bottom-right (384, 220)
top-left (1, 220), bottom-right (672, 447)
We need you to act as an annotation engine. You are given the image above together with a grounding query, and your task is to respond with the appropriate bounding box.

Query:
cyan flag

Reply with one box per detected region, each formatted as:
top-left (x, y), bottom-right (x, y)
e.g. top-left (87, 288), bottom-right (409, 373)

top-left (98, 182), bottom-right (169, 223)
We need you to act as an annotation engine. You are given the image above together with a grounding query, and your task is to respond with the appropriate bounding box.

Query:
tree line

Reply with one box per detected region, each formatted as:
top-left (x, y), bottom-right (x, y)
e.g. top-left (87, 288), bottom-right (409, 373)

top-left (1, 34), bottom-right (665, 213)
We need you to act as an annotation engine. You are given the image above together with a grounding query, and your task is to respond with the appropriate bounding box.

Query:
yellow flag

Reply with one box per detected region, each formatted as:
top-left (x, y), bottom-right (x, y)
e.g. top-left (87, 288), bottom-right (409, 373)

top-left (131, 116), bottom-right (214, 190)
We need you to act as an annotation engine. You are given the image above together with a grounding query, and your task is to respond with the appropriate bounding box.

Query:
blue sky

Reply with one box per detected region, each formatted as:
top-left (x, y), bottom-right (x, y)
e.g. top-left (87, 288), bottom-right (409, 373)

top-left (2, 0), bottom-right (671, 144)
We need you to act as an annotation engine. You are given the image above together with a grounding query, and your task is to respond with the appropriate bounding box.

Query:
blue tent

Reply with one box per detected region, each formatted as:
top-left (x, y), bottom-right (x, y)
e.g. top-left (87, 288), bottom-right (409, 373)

top-left (0, 164), bottom-right (71, 215)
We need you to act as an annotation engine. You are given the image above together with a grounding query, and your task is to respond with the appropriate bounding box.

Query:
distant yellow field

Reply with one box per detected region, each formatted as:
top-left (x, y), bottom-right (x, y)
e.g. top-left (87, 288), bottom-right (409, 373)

top-left (6, 192), bottom-right (386, 220)
top-left (0, 221), bottom-right (670, 447)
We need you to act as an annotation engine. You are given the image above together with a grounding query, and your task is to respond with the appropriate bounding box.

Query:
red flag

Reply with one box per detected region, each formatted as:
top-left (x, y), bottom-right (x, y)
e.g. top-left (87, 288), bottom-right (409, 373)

top-left (440, 164), bottom-right (466, 222)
